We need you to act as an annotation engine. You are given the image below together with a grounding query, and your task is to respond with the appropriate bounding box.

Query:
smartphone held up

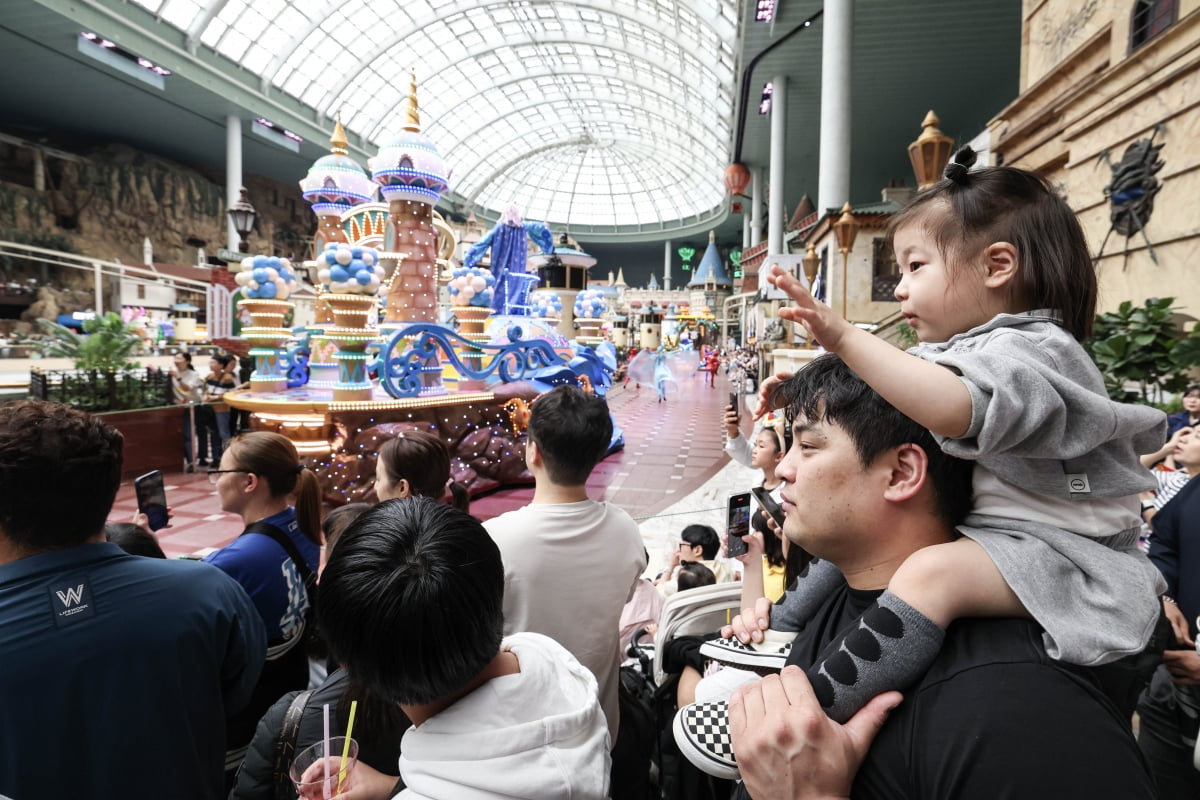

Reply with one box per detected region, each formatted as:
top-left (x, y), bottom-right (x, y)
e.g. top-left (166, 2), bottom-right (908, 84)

top-left (725, 491), bottom-right (751, 557)
top-left (134, 470), bottom-right (169, 531)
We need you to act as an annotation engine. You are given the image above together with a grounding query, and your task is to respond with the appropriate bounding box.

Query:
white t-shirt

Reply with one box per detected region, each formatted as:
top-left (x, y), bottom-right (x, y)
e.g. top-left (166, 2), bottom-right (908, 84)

top-left (485, 498), bottom-right (646, 746)
top-left (397, 633), bottom-right (611, 799)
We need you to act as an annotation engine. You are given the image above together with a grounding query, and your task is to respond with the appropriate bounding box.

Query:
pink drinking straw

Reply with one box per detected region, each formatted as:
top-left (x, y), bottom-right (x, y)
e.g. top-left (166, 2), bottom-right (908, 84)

top-left (322, 702), bottom-right (331, 800)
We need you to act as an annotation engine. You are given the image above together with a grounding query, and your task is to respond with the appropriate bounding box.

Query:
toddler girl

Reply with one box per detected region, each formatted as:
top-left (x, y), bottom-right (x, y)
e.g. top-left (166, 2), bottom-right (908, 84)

top-left (769, 146), bottom-right (1166, 722)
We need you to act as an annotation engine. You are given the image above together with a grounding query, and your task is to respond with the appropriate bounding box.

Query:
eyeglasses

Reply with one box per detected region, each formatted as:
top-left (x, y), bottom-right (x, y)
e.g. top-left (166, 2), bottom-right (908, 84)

top-left (207, 469), bottom-right (253, 485)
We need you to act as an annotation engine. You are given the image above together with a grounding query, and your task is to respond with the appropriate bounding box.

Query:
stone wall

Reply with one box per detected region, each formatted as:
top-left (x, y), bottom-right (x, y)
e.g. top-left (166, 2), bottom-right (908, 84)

top-left (0, 138), bottom-right (315, 269)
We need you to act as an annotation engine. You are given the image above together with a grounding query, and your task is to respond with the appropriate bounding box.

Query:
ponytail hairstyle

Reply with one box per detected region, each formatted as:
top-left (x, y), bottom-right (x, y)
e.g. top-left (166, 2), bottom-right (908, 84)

top-left (887, 145), bottom-right (1097, 340)
top-left (377, 430), bottom-right (452, 501)
top-left (224, 431), bottom-right (321, 546)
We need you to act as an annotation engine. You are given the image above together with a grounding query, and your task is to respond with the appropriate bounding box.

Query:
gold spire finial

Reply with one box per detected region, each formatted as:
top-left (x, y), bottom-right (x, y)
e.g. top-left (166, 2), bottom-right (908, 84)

top-left (403, 71), bottom-right (421, 132)
top-left (330, 109), bottom-right (348, 155)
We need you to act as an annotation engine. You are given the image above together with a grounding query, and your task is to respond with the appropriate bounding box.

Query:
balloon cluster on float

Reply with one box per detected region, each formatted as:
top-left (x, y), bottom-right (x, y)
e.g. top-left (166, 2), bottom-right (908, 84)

top-left (316, 243), bottom-right (385, 295)
top-left (529, 290), bottom-right (563, 318)
top-left (574, 288), bottom-right (608, 319)
top-left (448, 266), bottom-right (495, 307)
top-left (233, 255), bottom-right (299, 300)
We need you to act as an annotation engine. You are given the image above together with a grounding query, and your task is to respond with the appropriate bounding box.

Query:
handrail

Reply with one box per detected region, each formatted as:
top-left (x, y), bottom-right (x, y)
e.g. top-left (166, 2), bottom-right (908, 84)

top-left (0, 241), bottom-right (212, 291)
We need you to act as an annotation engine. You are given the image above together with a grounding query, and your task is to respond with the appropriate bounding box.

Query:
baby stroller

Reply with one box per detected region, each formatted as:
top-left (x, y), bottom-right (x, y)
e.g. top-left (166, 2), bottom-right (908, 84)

top-left (614, 583), bottom-right (743, 800)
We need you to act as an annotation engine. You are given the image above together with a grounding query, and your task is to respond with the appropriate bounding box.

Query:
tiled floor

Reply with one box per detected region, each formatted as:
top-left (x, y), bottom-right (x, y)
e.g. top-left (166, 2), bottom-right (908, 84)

top-left (108, 370), bottom-right (755, 560)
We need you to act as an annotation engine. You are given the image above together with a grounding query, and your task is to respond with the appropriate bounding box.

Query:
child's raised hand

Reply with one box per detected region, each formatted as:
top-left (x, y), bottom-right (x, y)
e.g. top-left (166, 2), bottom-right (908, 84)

top-left (767, 264), bottom-right (855, 352)
top-left (754, 372), bottom-right (793, 421)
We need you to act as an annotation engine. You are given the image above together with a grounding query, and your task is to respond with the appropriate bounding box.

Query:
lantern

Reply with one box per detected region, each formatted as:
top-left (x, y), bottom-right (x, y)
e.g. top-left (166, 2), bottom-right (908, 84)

top-left (724, 163), bottom-right (751, 196)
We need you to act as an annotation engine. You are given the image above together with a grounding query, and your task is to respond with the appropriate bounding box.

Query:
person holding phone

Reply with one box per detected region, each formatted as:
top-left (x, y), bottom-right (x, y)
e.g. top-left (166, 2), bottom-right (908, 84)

top-left (203, 431), bottom-right (323, 788)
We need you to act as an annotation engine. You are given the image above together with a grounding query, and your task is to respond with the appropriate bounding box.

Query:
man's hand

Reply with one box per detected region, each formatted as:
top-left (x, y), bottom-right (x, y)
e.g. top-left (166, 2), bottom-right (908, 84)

top-left (730, 666), bottom-right (902, 800)
top-left (768, 265), bottom-right (857, 353)
top-left (1164, 649), bottom-right (1200, 686)
top-left (721, 596), bottom-right (774, 643)
top-left (1164, 599), bottom-right (1194, 648)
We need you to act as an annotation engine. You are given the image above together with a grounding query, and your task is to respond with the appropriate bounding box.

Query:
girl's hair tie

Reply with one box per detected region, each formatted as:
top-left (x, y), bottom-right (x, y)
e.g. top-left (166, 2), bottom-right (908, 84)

top-left (943, 145), bottom-right (978, 185)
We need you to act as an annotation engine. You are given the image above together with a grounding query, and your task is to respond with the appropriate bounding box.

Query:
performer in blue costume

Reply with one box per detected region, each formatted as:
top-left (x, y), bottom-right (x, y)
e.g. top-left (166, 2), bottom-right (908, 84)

top-left (627, 345), bottom-right (699, 403)
top-left (464, 205), bottom-right (554, 315)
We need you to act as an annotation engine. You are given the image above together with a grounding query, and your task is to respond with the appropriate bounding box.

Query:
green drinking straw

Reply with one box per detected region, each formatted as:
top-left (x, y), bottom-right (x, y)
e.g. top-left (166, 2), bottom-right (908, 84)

top-left (337, 700), bottom-right (359, 794)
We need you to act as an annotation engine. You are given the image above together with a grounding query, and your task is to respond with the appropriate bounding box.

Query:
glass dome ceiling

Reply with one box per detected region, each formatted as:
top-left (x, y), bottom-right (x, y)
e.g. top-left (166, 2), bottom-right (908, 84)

top-left (129, 0), bottom-right (739, 232)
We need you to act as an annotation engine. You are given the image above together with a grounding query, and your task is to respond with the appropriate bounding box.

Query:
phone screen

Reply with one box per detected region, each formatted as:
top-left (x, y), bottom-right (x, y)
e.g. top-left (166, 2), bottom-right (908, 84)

top-left (751, 485), bottom-right (786, 529)
top-left (134, 470), bottom-right (169, 531)
top-left (729, 391), bottom-right (739, 418)
top-left (726, 491), bottom-right (752, 557)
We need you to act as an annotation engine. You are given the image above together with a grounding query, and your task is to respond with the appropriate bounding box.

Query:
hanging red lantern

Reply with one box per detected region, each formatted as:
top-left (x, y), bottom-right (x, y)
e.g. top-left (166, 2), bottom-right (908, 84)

top-left (724, 162), bottom-right (751, 196)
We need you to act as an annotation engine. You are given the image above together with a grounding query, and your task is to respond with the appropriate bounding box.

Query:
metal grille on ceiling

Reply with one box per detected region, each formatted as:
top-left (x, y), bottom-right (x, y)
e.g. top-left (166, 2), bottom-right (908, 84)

top-left (127, 0), bottom-right (740, 230)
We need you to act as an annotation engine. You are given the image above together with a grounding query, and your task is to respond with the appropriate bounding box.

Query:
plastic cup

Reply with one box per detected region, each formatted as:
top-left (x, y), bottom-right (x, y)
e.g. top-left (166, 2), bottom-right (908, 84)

top-left (289, 736), bottom-right (359, 799)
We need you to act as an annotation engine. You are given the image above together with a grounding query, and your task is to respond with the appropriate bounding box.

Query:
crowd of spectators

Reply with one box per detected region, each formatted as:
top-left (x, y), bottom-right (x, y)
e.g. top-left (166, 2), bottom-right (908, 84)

top-left (4, 352), bottom-right (1200, 799)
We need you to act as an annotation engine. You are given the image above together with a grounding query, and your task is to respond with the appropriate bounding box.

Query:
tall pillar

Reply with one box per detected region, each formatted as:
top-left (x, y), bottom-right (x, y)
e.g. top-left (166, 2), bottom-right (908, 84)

top-left (768, 75), bottom-right (787, 257)
top-left (750, 167), bottom-right (763, 247)
top-left (818, 0), bottom-right (853, 213)
top-left (663, 240), bottom-right (673, 291)
top-left (742, 211), bottom-right (751, 249)
top-left (225, 115), bottom-right (243, 252)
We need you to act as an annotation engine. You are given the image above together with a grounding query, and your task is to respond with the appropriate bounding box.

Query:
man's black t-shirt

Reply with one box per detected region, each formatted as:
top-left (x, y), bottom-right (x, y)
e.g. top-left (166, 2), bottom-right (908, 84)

top-left (734, 580), bottom-right (1154, 799)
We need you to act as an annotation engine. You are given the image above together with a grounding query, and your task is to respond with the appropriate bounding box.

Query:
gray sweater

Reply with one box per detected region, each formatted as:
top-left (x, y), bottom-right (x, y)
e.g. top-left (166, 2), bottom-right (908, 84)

top-left (911, 311), bottom-right (1164, 500)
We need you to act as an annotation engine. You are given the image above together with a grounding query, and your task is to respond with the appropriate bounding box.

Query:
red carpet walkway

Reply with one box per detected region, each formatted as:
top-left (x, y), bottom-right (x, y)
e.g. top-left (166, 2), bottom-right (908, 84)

top-left (108, 370), bottom-right (736, 558)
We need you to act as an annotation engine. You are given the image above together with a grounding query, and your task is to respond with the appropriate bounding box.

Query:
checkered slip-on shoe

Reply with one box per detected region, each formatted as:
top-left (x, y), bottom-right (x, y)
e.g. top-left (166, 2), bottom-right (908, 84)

top-left (672, 699), bottom-right (740, 780)
top-left (699, 629), bottom-right (793, 674)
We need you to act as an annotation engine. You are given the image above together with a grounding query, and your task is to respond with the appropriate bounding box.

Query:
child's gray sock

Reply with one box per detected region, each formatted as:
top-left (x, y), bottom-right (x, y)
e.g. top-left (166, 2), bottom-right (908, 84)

top-left (806, 590), bottom-right (944, 723)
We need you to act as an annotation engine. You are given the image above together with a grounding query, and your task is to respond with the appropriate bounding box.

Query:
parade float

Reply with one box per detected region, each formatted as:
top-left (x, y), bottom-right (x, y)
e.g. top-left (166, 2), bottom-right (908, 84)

top-left (222, 75), bottom-right (620, 504)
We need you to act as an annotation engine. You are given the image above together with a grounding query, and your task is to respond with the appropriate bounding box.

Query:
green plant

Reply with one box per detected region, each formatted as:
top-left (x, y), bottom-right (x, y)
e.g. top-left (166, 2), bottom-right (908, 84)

top-left (895, 320), bottom-right (919, 349)
top-left (36, 312), bottom-right (141, 371)
top-left (1085, 297), bottom-right (1197, 404)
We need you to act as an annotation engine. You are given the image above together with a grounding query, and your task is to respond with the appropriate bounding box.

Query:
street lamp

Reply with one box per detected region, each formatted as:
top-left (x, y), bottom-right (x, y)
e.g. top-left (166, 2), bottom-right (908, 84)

top-left (802, 242), bottom-right (821, 348)
top-left (832, 202), bottom-right (858, 319)
top-left (907, 110), bottom-right (955, 189)
top-left (227, 187), bottom-right (257, 254)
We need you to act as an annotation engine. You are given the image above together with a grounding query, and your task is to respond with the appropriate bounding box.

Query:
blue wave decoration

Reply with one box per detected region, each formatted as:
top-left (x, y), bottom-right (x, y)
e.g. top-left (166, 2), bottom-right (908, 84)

top-left (378, 323), bottom-right (568, 399)
top-left (283, 345), bottom-right (310, 389)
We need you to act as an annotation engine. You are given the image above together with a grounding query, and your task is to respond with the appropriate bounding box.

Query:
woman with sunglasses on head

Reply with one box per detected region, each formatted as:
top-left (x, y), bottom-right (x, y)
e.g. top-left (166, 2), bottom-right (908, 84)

top-left (204, 431), bottom-right (323, 788)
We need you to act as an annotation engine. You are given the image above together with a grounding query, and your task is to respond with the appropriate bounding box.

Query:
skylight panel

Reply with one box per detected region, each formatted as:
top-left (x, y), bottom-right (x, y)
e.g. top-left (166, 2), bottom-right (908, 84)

top-left (157, 0), bottom-right (201, 30)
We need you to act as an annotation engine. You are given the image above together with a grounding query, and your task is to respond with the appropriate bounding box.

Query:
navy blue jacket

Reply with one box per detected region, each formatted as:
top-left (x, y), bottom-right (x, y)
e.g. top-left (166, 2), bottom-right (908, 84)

top-left (0, 542), bottom-right (266, 799)
top-left (1151, 475), bottom-right (1200, 635)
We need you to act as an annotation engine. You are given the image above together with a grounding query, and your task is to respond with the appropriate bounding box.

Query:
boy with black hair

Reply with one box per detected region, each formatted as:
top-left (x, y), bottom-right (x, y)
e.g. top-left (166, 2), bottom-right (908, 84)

top-left (485, 384), bottom-right (646, 747)
top-left (318, 497), bottom-right (610, 799)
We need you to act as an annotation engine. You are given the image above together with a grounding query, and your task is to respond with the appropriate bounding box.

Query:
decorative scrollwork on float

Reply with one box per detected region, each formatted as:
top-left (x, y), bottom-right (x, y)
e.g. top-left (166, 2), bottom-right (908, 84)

top-left (378, 324), bottom-right (567, 398)
top-left (282, 346), bottom-right (310, 389)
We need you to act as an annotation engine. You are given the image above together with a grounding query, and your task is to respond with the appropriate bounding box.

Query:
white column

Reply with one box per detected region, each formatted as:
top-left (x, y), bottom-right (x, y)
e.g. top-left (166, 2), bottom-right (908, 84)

top-left (818, 0), bottom-right (853, 213)
top-left (93, 260), bottom-right (104, 316)
top-left (32, 150), bottom-right (45, 192)
top-left (768, 75), bottom-right (787, 257)
top-left (742, 211), bottom-right (751, 249)
top-left (750, 166), bottom-right (763, 247)
top-left (225, 115), bottom-right (243, 252)
top-left (663, 240), bottom-right (673, 291)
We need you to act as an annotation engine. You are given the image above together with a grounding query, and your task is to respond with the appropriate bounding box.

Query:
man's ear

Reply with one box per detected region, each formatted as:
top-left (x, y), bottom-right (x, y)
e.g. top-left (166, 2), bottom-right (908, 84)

top-left (983, 242), bottom-right (1019, 289)
top-left (526, 438), bottom-right (542, 469)
top-left (882, 443), bottom-right (929, 504)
